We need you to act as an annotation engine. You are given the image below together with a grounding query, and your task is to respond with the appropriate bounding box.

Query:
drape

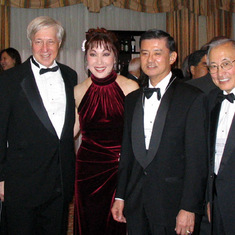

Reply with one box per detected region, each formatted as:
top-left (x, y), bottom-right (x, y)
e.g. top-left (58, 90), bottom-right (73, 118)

top-left (9, 0), bottom-right (185, 12)
top-left (7, 0), bottom-right (235, 13)
top-left (0, 1), bottom-right (10, 50)
top-left (206, 0), bottom-right (233, 42)
top-left (166, 0), bottom-right (234, 67)
top-left (167, 7), bottom-right (199, 68)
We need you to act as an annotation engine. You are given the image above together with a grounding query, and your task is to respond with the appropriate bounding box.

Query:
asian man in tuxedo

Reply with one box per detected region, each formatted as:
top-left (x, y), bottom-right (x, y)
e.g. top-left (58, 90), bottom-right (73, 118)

top-left (111, 29), bottom-right (208, 235)
top-left (207, 38), bottom-right (235, 235)
top-left (0, 16), bottom-right (77, 234)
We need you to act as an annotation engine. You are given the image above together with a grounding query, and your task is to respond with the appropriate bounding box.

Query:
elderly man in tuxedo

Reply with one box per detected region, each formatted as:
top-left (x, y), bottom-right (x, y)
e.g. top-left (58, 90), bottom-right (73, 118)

top-left (127, 57), bottom-right (141, 81)
top-left (0, 16), bottom-right (77, 234)
top-left (111, 29), bottom-right (208, 235)
top-left (207, 38), bottom-right (235, 235)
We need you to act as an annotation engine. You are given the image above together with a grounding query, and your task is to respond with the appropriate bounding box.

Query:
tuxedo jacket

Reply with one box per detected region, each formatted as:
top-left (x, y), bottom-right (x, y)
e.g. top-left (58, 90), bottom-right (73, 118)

top-left (116, 76), bottom-right (208, 226)
top-left (208, 88), bottom-right (235, 234)
top-left (127, 73), bottom-right (139, 82)
top-left (0, 57), bottom-right (77, 207)
top-left (186, 73), bottom-right (217, 95)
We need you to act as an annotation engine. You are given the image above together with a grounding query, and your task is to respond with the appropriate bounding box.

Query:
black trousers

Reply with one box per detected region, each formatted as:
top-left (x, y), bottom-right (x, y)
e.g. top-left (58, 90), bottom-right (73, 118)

top-left (199, 213), bottom-right (210, 235)
top-left (212, 194), bottom-right (226, 235)
top-left (0, 202), bottom-right (7, 235)
top-left (4, 192), bottom-right (69, 235)
top-left (198, 204), bottom-right (210, 235)
top-left (126, 207), bottom-right (175, 235)
top-left (126, 205), bottom-right (202, 235)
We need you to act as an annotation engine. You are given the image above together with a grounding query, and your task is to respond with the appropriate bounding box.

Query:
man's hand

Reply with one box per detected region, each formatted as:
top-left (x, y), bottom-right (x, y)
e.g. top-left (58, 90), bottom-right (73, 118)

top-left (175, 209), bottom-right (195, 235)
top-left (111, 200), bottom-right (126, 223)
top-left (0, 181), bottom-right (4, 201)
top-left (207, 202), bottom-right (211, 223)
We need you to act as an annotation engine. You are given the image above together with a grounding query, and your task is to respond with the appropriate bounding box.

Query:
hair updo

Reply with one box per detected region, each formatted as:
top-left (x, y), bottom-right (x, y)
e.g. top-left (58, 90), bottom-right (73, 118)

top-left (85, 28), bottom-right (119, 62)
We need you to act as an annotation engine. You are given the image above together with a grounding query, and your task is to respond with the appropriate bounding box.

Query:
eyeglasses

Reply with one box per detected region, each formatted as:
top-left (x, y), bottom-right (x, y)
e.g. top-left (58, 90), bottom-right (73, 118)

top-left (208, 60), bottom-right (235, 74)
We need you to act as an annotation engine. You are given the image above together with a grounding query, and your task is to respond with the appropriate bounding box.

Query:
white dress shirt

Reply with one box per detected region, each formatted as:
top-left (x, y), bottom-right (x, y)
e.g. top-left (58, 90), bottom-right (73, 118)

top-left (31, 57), bottom-right (66, 139)
top-left (144, 72), bottom-right (172, 149)
top-left (214, 89), bottom-right (235, 174)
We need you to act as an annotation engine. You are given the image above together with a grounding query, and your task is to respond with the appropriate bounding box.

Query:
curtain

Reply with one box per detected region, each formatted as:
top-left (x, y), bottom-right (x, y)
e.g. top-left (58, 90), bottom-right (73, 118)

top-left (166, 0), bottom-right (234, 68)
top-left (233, 13), bottom-right (235, 39)
top-left (206, 0), bottom-right (233, 41)
top-left (10, 0), bottom-right (111, 12)
top-left (10, 4), bottom-right (166, 82)
top-left (207, 9), bottom-right (232, 42)
top-left (167, 7), bottom-right (199, 68)
top-left (112, 0), bottom-right (186, 13)
top-left (7, 0), bottom-right (235, 14)
top-left (9, 0), bottom-right (185, 13)
top-left (0, 1), bottom-right (10, 50)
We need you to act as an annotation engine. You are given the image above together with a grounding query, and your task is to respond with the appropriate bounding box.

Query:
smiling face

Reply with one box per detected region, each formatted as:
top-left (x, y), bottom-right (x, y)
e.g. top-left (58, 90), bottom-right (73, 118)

top-left (209, 42), bottom-right (235, 93)
top-left (140, 38), bottom-right (177, 86)
top-left (0, 51), bottom-right (16, 70)
top-left (31, 26), bottom-right (61, 67)
top-left (86, 43), bottom-right (115, 79)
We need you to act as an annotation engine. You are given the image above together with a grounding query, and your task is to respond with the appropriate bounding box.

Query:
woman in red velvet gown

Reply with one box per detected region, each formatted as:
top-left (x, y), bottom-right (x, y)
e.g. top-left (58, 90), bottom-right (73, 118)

top-left (73, 28), bottom-right (139, 235)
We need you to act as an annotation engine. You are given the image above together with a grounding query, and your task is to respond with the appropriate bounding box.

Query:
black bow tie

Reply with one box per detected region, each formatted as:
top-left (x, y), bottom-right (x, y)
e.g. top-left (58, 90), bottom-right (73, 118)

top-left (31, 56), bottom-right (59, 75)
top-left (39, 66), bottom-right (59, 75)
top-left (143, 87), bottom-right (161, 100)
top-left (217, 93), bottom-right (235, 103)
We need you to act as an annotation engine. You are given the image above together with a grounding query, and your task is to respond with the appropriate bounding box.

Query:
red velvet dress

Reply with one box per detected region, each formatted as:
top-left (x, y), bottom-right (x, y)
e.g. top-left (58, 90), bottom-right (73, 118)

top-left (74, 71), bottom-right (126, 235)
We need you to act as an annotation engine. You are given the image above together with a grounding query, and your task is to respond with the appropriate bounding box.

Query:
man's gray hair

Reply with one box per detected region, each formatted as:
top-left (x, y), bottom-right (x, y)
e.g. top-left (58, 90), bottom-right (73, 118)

top-left (27, 16), bottom-right (64, 44)
top-left (128, 57), bottom-right (140, 72)
top-left (207, 38), bottom-right (235, 65)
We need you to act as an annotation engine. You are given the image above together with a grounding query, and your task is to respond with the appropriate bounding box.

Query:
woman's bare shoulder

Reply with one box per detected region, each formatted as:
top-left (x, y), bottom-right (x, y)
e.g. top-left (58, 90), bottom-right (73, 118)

top-left (116, 75), bottom-right (139, 96)
top-left (74, 77), bottom-right (92, 106)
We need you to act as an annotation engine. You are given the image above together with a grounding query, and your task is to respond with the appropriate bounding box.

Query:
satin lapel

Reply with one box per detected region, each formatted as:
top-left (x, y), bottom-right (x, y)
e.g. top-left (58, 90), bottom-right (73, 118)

top-left (210, 101), bottom-right (221, 170)
top-left (218, 114), bottom-right (235, 175)
top-left (20, 66), bottom-right (57, 137)
top-left (132, 90), bottom-right (147, 168)
top-left (60, 68), bottom-right (74, 139)
top-left (144, 80), bottom-right (176, 168)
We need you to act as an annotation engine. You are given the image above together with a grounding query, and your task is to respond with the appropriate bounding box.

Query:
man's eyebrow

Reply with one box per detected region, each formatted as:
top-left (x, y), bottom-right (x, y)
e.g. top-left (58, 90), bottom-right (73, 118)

top-left (140, 49), bottom-right (162, 52)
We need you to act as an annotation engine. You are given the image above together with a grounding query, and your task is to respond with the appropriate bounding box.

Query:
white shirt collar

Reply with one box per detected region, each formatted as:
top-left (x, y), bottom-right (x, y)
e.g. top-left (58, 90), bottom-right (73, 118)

top-left (148, 71), bottom-right (172, 97)
top-left (32, 56), bottom-right (57, 69)
top-left (223, 87), bottom-right (235, 95)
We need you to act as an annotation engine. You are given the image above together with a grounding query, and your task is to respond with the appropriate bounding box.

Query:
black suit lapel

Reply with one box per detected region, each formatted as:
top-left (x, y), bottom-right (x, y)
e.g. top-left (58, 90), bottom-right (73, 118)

top-left (132, 76), bottom-right (177, 169)
top-left (218, 113), bottom-right (235, 175)
top-left (21, 61), bottom-right (57, 137)
top-left (132, 90), bottom-right (147, 167)
top-left (210, 101), bottom-right (221, 170)
top-left (59, 67), bottom-right (74, 139)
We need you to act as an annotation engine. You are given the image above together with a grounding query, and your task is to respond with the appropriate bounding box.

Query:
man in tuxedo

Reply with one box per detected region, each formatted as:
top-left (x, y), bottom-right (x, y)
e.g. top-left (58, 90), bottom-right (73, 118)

top-left (111, 29), bottom-right (208, 235)
top-left (207, 38), bottom-right (235, 235)
top-left (186, 73), bottom-right (217, 235)
top-left (187, 49), bottom-right (208, 80)
top-left (186, 73), bottom-right (216, 95)
top-left (0, 16), bottom-right (77, 234)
